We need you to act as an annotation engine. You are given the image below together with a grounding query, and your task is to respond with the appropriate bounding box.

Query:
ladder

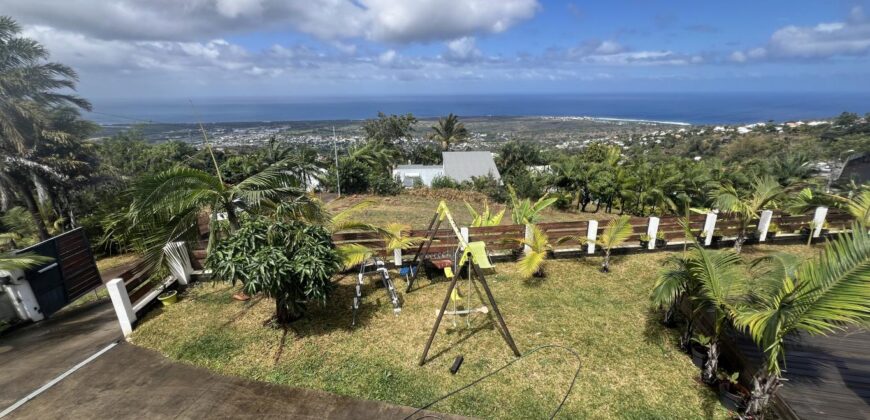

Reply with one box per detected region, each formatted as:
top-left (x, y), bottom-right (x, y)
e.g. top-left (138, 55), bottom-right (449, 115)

top-left (352, 257), bottom-right (401, 327)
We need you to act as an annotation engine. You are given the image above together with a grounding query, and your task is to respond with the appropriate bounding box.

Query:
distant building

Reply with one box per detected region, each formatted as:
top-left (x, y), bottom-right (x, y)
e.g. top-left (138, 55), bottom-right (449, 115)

top-left (837, 152), bottom-right (870, 185)
top-left (392, 151), bottom-right (501, 187)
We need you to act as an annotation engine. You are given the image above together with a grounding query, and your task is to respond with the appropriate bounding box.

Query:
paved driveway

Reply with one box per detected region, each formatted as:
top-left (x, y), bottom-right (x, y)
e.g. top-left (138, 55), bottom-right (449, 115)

top-left (0, 300), bottom-right (467, 419)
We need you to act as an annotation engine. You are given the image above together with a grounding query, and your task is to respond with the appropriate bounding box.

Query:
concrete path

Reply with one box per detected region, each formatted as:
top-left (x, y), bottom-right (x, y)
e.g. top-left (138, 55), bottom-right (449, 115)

top-left (0, 301), bottom-right (468, 419)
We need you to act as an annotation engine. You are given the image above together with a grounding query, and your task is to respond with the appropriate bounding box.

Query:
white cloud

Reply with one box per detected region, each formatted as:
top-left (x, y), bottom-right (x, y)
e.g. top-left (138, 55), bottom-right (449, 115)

top-left (443, 37), bottom-right (482, 63)
top-left (732, 6), bottom-right (870, 61)
top-left (5, 0), bottom-right (540, 44)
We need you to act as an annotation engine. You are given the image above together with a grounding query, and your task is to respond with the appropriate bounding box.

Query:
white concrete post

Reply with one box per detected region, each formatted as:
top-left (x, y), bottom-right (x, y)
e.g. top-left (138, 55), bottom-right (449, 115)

top-left (647, 217), bottom-right (660, 250)
top-left (393, 248), bottom-right (402, 267)
top-left (812, 206), bottom-right (828, 238)
top-left (524, 224), bottom-right (533, 254)
top-left (106, 278), bottom-right (136, 338)
top-left (586, 220), bottom-right (598, 254)
top-left (163, 241), bottom-right (193, 286)
top-left (757, 210), bottom-right (774, 242)
top-left (0, 268), bottom-right (44, 322)
top-left (460, 227), bottom-right (470, 245)
top-left (703, 211), bottom-right (718, 246)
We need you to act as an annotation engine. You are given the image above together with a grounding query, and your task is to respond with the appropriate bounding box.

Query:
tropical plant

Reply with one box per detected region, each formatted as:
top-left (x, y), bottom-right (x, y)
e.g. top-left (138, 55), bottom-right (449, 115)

top-left (712, 175), bottom-right (784, 253)
top-left (651, 252), bottom-right (698, 346)
top-left (507, 185), bottom-right (557, 225)
top-left (515, 224), bottom-right (551, 278)
top-left (206, 217), bottom-right (342, 324)
top-left (0, 252), bottom-right (51, 271)
top-left (733, 224), bottom-right (870, 418)
top-left (594, 215), bottom-right (634, 272)
top-left (465, 201), bottom-right (505, 227)
top-left (429, 113), bottom-right (468, 151)
top-left (121, 162), bottom-right (302, 268)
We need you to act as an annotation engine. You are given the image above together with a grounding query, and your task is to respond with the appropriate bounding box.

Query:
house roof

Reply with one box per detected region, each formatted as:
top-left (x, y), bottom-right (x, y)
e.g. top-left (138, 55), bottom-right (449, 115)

top-left (442, 151), bottom-right (501, 182)
top-left (395, 164), bottom-right (442, 171)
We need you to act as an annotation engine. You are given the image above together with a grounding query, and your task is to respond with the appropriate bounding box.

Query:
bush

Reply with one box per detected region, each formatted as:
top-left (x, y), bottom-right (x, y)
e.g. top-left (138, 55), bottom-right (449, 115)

top-left (464, 174), bottom-right (506, 202)
top-left (431, 175), bottom-right (461, 189)
top-left (368, 172), bottom-right (403, 196)
top-left (206, 217), bottom-right (342, 324)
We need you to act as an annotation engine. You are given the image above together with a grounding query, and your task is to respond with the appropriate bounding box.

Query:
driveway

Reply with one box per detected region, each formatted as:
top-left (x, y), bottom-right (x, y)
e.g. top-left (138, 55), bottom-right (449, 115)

top-left (0, 300), bottom-right (467, 419)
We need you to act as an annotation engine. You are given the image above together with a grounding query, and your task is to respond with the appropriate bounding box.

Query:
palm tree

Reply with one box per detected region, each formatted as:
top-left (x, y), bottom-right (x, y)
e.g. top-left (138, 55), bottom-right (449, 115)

top-left (429, 113), bottom-right (468, 151)
top-left (0, 252), bottom-right (51, 271)
top-left (516, 224), bottom-right (551, 278)
top-left (123, 163), bottom-right (302, 265)
top-left (733, 224), bottom-right (870, 418)
top-left (712, 175), bottom-right (784, 253)
top-left (0, 17), bottom-right (92, 239)
top-left (0, 16), bottom-right (91, 154)
top-left (507, 185), bottom-right (557, 225)
top-left (465, 200), bottom-right (505, 227)
top-left (561, 215), bottom-right (634, 273)
top-left (591, 215), bottom-right (633, 273)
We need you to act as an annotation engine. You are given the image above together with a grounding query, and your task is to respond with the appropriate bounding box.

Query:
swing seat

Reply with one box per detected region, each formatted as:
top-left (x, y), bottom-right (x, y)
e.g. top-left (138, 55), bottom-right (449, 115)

top-left (463, 241), bottom-right (494, 270)
top-left (430, 259), bottom-right (453, 270)
top-left (444, 266), bottom-right (454, 279)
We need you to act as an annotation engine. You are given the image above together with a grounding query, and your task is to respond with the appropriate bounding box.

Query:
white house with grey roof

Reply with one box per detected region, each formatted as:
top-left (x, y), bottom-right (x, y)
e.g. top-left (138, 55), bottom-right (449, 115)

top-left (392, 151), bottom-right (501, 187)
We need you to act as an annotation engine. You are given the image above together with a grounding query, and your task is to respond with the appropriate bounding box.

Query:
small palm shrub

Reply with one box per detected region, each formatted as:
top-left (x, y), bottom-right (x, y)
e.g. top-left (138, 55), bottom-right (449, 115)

top-left (431, 176), bottom-right (461, 189)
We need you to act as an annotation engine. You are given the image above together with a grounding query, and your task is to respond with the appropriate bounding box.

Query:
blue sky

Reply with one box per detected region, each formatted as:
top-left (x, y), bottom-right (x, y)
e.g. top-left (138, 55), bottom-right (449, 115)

top-left (5, 0), bottom-right (870, 98)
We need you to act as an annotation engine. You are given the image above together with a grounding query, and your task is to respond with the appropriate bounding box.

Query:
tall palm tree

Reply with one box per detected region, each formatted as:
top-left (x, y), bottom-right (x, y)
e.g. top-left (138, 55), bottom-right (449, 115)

top-left (0, 16), bottom-right (91, 154)
top-left (734, 224), bottom-right (870, 418)
top-left (0, 17), bottom-right (92, 239)
top-left (712, 175), bottom-right (784, 253)
top-left (429, 113), bottom-right (468, 151)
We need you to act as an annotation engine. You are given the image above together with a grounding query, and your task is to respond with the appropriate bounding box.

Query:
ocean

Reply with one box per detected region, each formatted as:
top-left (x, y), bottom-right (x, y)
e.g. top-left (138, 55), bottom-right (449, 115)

top-left (85, 92), bottom-right (870, 126)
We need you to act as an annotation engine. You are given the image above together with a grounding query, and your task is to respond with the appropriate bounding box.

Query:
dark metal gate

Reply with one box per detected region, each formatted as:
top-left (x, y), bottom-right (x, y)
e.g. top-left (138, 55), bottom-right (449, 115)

top-left (16, 228), bottom-right (102, 318)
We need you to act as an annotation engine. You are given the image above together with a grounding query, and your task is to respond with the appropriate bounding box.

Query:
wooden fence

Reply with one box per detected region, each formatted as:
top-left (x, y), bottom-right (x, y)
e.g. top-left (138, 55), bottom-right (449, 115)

top-left (330, 207), bottom-right (852, 264)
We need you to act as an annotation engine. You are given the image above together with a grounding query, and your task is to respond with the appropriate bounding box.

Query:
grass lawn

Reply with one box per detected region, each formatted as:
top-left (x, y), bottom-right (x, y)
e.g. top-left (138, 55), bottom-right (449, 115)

top-left (130, 243), bottom-right (818, 418)
top-left (327, 191), bottom-right (614, 230)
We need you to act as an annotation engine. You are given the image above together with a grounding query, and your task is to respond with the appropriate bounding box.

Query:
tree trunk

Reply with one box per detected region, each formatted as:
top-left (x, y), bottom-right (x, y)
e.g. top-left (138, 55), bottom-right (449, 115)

top-left (600, 250), bottom-right (611, 273)
top-left (224, 201), bottom-right (241, 231)
top-left (680, 319), bottom-right (694, 352)
top-left (734, 228), bottom-right (746, 253)
top-left (275, 297), bottom-right (303, 324)
top-left (7, 175), bottom-right (49, 240)
top-left (744, 370), bottom-right (782, 419)
top-left (702, 340), bottom-right (720, 384)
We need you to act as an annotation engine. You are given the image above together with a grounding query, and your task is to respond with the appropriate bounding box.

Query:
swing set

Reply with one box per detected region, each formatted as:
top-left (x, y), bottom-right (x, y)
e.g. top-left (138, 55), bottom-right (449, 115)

top-left (405, 201), bottom-right (521, 365)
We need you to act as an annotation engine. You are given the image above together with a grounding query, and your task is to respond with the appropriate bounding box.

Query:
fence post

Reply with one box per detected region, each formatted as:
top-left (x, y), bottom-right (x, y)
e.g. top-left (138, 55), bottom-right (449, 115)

top-left (812, 206), bottom-right (828, 238)
top-left (524, 224), bottom-right (533, 254)
top-left (757, 210), bottom-right (773, 242)
top-left (393, 248), bottom-right (402, 267)
top-left (163, 241), bottom-right (193, 286)
top-left (586, 220), bottom-right (598, 254)
top-left (106, 278), bottom-right (136, 338)
top-left (647, 217), bottom-right (660, 250)
top-left (703, 211), bottom-right (718, 246)
top-left (460, 227), bottom-right (470, 244)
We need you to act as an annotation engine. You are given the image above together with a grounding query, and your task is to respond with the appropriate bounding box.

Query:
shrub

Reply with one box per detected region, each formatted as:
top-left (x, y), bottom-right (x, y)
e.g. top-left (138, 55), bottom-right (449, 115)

top-left (431, 175), bottom-right (461, 189)
top-left (368, 172), bottom-right (403, 196)
top-left (206, 217), bottom-right (342, 324)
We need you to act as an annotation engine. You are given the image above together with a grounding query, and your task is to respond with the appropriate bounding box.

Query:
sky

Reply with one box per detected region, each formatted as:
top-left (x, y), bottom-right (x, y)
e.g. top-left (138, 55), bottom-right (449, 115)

top-left (5, 0), bottom-right (870, 99)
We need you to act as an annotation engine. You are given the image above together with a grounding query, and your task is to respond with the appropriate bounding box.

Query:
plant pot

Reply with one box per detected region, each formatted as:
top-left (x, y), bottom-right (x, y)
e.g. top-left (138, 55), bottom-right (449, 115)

top-left (691, 344), bottom-right (707, 368)
top-left (820, 228), bottom-right (830, 238)
top-left (766, 231), bottom-right (778, 240)
top-left (655, 239), bottom-right (668, 247)
top-left (158, 290), bottom-right (178, 306)
top-left (639, 240), bottom-right (650, 248)
top-left (718, 383), bottom-right (747, 412)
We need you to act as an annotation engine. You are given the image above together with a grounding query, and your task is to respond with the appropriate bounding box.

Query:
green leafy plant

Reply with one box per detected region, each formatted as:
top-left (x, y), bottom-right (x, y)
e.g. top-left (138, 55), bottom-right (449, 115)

top-left (712, 175), bottom-right (784, 253)
top-left (507, 185), bottom-right (557, 225)
top-left (428, 113), bottom-right (468, 151)
top-left (515, 224), bottom-right (551, 278)
top-left (560, 215), bottom-right (634, 273)
top-left (206, 217), bottom-right (342, 324)
top-left (0, 252), bottom-right (52, 271)
top-left (733, 223), bottom-right (870, 418)
top-left (464, 200), bottom-right (505, 227)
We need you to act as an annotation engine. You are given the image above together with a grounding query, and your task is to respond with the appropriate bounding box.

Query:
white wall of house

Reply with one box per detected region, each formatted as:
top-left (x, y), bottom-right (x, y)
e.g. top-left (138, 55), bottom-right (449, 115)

top-left (392, 166), bottom-right (444, 187)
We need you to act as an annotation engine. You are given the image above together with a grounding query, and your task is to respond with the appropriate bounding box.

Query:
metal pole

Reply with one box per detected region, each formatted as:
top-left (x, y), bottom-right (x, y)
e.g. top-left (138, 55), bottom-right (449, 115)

top-left (333, 126), bottom-right (341, 197)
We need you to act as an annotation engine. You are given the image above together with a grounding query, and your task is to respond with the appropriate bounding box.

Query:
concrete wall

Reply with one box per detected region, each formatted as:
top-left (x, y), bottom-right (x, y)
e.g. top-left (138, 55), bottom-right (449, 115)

top-left (392, 167), bottom-right (444, 187)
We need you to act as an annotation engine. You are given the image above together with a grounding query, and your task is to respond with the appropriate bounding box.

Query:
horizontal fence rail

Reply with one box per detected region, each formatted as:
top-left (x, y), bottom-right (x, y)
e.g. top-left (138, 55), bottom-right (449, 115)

top-left (325, 207), bottom-right (852, 264)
